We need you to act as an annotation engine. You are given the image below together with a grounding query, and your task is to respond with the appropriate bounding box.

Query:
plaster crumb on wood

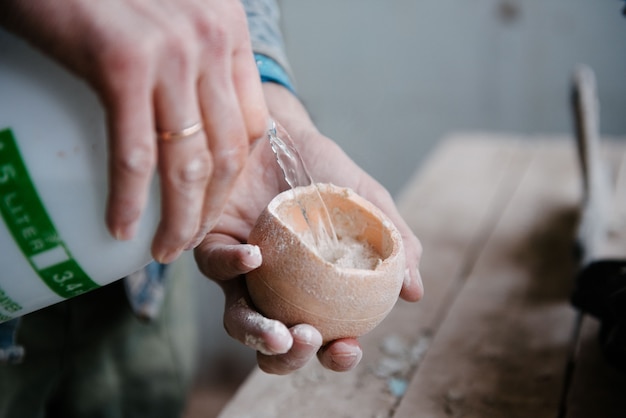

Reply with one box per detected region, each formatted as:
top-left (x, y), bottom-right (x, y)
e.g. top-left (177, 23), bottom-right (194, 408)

top-left (371, 334), bottom-right (431, 397)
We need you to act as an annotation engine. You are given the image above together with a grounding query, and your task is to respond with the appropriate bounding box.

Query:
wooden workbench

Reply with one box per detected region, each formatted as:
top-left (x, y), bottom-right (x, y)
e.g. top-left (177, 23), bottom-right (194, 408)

top-left (218, 134), bottom-right (626, 418)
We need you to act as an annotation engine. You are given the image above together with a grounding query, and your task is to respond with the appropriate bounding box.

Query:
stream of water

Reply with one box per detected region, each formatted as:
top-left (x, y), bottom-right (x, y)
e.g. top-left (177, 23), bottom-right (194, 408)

top-left (266, 119), bottom-right (340, 254)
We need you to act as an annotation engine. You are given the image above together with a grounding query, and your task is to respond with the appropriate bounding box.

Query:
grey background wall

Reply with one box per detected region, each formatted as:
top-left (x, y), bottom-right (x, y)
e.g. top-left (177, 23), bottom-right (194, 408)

top-left (280, 0), bottom-right (626, 195)
top-left (193, 0), bottom-right (626, 384)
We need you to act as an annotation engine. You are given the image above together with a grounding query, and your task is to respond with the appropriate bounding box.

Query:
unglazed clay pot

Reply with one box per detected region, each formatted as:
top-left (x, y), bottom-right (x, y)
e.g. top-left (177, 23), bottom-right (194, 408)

top-left (246, 183), bottom-right (405, 343)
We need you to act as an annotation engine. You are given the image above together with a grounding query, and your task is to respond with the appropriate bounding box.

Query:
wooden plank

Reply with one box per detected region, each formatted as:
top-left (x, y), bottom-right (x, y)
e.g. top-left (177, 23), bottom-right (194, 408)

top-left (395, 139), bottom-right (581, 418)
top-left (218, 135), bottom-right (531, 418)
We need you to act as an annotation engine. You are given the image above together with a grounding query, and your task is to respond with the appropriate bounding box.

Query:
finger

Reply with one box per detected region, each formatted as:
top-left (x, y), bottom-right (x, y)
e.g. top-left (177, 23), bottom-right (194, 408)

top-left (104, 73), bottom-right (157, 241)
top-left (151, 48), bottom-right (212, 263)
top-left (194, 233), bottom-right (262, 281)
top-left (317, 339), bottom-right (363, 372)
top-left (399, 227), bottom-right (424, 302)
top-left (222, 283), bottom-right (293, 356)
top-left (257, 324), bottom-right (323, 375)
top-left (357, 183), bottom-right (424, 302)
top-left (188, 60), bottom-right (249, 247)
top-left (232, 45), bottom-right (269, 143)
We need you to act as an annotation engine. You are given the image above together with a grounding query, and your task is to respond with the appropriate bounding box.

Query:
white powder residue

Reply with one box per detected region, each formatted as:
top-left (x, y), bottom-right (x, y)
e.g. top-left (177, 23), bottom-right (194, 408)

top-left (245, 333), bottom-right (275, 355)
top-left (243, 244), bottom-right (261, 259)
top-left (232, 297), bottom-right (292, 355)
top-left (290, 324), bottom-right (319, 345)
top-left (318, 236), bottom-right (381, 270)
top-left (242, 313), bottom-right (290, 354)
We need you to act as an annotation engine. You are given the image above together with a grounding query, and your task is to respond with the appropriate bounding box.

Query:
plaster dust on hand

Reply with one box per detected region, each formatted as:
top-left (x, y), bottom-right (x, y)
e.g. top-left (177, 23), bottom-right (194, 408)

top-left (232, 297), bottom-right (292, 355)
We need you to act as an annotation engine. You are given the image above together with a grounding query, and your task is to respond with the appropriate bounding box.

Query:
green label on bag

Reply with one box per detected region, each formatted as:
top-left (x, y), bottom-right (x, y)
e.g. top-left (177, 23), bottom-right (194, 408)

top-left (0, 128), bottom-right (100, 299)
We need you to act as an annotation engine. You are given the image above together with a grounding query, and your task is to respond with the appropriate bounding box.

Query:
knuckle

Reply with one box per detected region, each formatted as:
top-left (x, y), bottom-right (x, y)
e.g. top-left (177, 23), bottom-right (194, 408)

top-left (162, 33), bottom-right (195, 74)
top-left (98, 39), bottom-right (153, 80)
top-left (195, 6), bottom-right (247, 56)
top-left (214, 143), bottom-right (247, 180)
top-left (194, 14), bottom-right (233, 57)
top-left (168, 154), bottom-right (213, 190)
top-left (113, 143), bottom-right (156, 177)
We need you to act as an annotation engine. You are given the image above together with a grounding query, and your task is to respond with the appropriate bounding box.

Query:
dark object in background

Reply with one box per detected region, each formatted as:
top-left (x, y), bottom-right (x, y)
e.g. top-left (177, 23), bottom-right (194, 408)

top-left (571, 261), bottom-right (626, 373)
top-left (570, 65), bottom-right (626, 374)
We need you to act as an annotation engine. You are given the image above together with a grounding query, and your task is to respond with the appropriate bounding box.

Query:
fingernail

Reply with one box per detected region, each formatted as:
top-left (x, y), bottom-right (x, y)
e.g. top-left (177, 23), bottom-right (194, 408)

top-left (415, 269), bottom-right (424, 296)
top-left (154, 248), bottom-right (180, 264)
top-left (291, 325), bottom-right (322, 346)
top-left (241, 245), bottom-right (262, 269)
top-left (330, 341), bottom-right (362, 370)
top-left (403, 267), bottom-right (411, 287)
top-left (331, 350), bottom-right (362, 370)
top-left (112, 222), bottom-right (137, 241)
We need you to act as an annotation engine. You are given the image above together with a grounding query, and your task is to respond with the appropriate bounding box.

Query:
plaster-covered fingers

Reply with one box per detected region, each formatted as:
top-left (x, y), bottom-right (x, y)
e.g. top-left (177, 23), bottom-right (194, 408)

top-left (257, 324), bottom-right (323, 375)
top-left (194, 234), bottom-right (262, 281)
top-left (317, 339), bottom-right (363, 372)
top-left (223, 288), bottom-right (293, 356)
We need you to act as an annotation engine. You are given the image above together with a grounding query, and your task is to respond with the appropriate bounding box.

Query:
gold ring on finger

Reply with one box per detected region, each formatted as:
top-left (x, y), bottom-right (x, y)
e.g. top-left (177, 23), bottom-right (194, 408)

top-left (157, 121), bottom-right (203, 142)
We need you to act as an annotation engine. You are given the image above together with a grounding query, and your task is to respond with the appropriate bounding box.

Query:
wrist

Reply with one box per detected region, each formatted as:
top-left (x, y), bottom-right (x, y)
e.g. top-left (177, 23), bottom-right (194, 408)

top-left (261, 83), bottom-right (317, 137)
top-left (254, 53), bottom-right (295, 94)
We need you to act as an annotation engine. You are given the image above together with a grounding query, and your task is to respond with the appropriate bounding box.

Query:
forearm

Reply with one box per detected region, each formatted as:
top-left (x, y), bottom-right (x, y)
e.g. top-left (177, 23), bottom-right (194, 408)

top-left (241, 0), bottom-right (293, 77)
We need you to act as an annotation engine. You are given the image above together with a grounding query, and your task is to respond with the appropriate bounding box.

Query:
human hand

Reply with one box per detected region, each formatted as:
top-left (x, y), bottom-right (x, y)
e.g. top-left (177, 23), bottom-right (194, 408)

top-left (0, 0), bottom-right (267, 263)
top-left (194, 83), bottom-right (423, 374)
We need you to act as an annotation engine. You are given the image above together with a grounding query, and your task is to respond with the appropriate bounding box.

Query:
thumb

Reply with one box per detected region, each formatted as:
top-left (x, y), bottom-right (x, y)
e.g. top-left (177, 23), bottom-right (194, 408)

top-left (194, 233), bottom-right (262, 281)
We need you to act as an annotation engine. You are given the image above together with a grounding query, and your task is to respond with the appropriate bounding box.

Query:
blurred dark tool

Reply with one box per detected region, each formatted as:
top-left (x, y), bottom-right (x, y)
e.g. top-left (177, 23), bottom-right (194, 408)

top-left (570, 65), bottom-right (626, 373)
